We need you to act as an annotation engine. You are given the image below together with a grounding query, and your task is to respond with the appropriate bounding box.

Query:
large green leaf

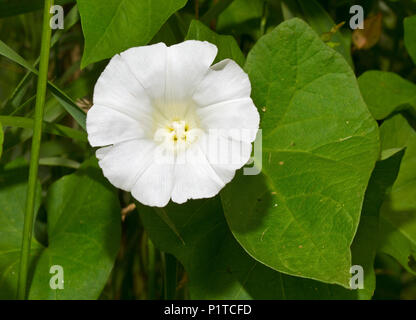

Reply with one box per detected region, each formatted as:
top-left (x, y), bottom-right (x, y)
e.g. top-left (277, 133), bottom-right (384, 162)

top-left (351, 149), bottom-right (405, 299)
top-left (185, 19), bottom-right (245, 67)
top-left (404, 15), bottom-right (416, 64)
top-left (378, 115), bottom-right (416, 275)
top-left (0, 162), bottom-right (42, 299)
top-left (139, 198), bottom-right (360, 299)
top-left (358, 71), bottom-right (416, 120)
top-left (221, 18), bottom-right (379, 287)
top-left (77, 0), bottom-right (188, 68)
top-left (27, 160), bottom-right (121, 299)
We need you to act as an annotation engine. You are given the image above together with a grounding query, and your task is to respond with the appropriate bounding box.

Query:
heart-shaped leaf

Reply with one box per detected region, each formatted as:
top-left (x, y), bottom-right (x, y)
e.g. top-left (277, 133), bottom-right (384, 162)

top-left (221, 18), bottom-right (379, 287)
top-left (28, 159), bottom-right (121, 299)
top-left (77, 0), bottom-right (188, 68)
top-left (139, 198), bottom-right (359, 299)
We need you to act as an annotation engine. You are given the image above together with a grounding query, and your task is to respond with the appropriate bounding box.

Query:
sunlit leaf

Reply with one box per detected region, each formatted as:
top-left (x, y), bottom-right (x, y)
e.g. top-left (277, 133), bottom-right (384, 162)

top-left (222, 18), bottom-right (379, 287)
top-left (77, 0), bottom-right (188, 68)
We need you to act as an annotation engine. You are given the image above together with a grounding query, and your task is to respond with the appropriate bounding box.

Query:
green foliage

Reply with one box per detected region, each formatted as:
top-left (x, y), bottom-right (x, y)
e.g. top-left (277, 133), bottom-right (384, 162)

top-left (404, 15), bottom-right (416, 64)
top-left (359, 71), bottom-right (416, 120)
top-left (0, 0), bottom-right (415, 301)
top-left (0, 161), bottom-right (42, 299)
top-left (186, 20), bottom-right (245, 67)
top-left (139, 198), bottom-right (359, 299)
top-left (0, 40), bottom-right (87, 130)
top-left (351, 149), bottom-right (405, 299)
top-left (296, 0), bottom-right (353, 67)
top-left (77, 0), bottom-right (188, 68)
top-left (0, 0), bottom-right (74, 18)
top-left (0, 123), bottom-right (3, 159)
top-left (222, 18), bottom-right (379, 288)
top-left (0, 160), bottom-right (121, 299)
top-left (378, 115), bottom-right (416, 275)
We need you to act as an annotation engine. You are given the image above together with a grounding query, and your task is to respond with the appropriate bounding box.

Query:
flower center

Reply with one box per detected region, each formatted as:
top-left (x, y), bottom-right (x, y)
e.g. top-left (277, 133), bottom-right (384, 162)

top-left (154, 119), bottom-right (203, 152)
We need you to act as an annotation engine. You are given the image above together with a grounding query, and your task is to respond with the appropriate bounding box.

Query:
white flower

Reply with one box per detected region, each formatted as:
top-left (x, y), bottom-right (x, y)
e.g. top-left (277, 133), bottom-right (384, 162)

top-left (87, 40), bottom-right (259, 207)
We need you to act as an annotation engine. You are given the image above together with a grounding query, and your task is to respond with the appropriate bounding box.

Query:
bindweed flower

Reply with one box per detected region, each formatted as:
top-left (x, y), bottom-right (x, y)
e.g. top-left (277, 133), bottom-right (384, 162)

top-left (87, 40), bottom-right (259, 207)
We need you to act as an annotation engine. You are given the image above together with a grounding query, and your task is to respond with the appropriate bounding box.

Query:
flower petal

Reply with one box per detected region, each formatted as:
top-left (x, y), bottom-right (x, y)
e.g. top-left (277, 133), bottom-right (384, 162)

top-left (119, 43), bottom-right (168, 101)
top-left (96, 140), bottom-right (157, 191)
top-left (87, 105), bottom-right (151, 147)
top-left (131, 160), bottom-right (175, 208)
top-left (93, 54), bottom-right (152, 120)
top-left (198, 132), bottom-right (253, 172)
top-left (197, 97), bottom-right (260, 142)
top-left (171, 144), bottom-right (226, 204)
top-left (165, 40), bottom-right (218, 102)
top-left (193, 59), bottom-right (251, 106)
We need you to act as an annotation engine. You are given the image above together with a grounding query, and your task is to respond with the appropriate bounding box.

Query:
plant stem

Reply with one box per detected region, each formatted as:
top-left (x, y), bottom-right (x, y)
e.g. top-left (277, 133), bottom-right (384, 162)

top-left (162, 252), bottom-right (177, 300)
top-left (147, 238), bottom-right (156, 300)
top-left (16, 0), bottom-right (53, 300)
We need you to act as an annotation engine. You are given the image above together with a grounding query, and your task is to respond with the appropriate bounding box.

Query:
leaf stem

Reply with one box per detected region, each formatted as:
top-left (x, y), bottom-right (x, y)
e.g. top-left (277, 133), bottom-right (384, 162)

top-left (16, 0), bottom-right (53, 300)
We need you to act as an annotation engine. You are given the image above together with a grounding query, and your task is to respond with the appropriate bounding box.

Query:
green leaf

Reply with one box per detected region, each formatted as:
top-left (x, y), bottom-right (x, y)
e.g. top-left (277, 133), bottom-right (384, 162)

top-left (0, 0), bottom-right (74, 18)
top-left (28, 159), bottom-right (121, 299)
top-left (378, 114), bottom-right (416, 275)
top-left (404, 15), bottom-right (416, 64)
top-left (0, 163), bottom-right (42, 299)
top-left (77, 0), bottom-right (188, 68)
top-left (0, 123), bottom-right (3, 159)
top-left (358, 71), bottom-right (416, 120)
top-left (0, 40), bottom-right (87, 130)
top-left (216, 0), bottom-right (264, 33)
top-left (222, 18), bottom-right (379, 287)
top-left (139, 198), bottom-right (358, 299)
top-left (351, 149), bottom-right (405, 299)
top-left (185, 20), bottom-right (245, 67)
top-left (0, 116), bottom-right (87, 142)
top-left (296, 0), bottom-right (353, 68)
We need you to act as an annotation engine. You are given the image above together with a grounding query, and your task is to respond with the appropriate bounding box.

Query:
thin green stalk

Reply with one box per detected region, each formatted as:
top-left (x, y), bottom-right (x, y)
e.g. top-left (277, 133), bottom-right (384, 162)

top-left (16, 0), bottom-right (53, 300)
top-left (147, 238), bottom-right (156, 300)
top-left (162, 252), bottom-right (177, 300)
